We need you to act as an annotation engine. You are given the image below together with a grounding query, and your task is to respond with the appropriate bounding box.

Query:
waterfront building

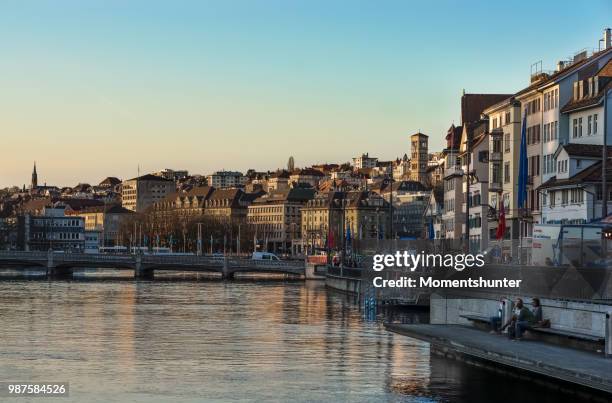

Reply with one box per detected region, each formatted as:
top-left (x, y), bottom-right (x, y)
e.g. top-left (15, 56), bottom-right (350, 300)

top-left (484, 98), bottom-right (522, 255)
top-left (300, 191), bottom-right (389, 251)
top-left (84, 230), bottom-right (100, 253)
top-left (67, 204), bottom-right (134, 247)
top-left (150, 186), bottom-right (263, 228)
top-left (247, 188), bottom-right (315, 253)
top-left (121, 174), bottom-right (174, 212)
top-left (537, 58), bottom-right (612, 225)
top-left (442, 124), bottom-right (464, 240)
top-left (539, 144), bottom-right (612, 224)
top-left (516, 76), bottom-right (545, 230)
top-left (17, 205), bottom-right (85, 251)
top-left (201, 188), bottom-right (258, 223)
top-left (443, 93), bottom-right (511, 242)
top-left (458, 120), bottom-right (490, 252)
top-left (379, 180), bottom-right (430, 239)
top-left (206, 170), bottom-right (247, 188)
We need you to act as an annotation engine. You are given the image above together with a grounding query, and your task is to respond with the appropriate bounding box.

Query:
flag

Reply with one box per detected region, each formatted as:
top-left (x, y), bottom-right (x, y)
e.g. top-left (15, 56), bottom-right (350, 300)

top-left (496, 197), bottom-right (506, 240)
top-left (428, 218), bottom-right (435, 240)
top-left (517, 110), bottom-right (528, 209)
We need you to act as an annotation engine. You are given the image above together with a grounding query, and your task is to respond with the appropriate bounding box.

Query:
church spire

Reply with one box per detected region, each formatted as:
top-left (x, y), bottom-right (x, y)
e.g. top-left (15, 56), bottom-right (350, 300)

top-left (31, 161), bottom-right (38, 189)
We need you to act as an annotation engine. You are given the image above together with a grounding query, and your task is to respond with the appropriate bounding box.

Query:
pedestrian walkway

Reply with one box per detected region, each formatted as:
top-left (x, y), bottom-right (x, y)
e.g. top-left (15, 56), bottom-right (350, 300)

top-left (385, 323), bottom-right (612, 394)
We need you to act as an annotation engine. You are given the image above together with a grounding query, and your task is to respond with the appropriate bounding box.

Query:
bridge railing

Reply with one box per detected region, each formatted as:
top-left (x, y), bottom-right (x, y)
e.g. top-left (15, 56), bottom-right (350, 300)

top-left (0, 251), bottom-right (305, 270)
top-left (142, 255), bottom-right (224, 266)
top-left (229, 258), bottom-right (305, 269)
top-left (0, 251), bottom-right (49, 259)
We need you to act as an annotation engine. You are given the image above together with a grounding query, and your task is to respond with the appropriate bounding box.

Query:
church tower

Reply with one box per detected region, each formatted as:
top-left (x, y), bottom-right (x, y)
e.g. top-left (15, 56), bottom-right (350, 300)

top-left (31, 162), bottom-right (38, 189)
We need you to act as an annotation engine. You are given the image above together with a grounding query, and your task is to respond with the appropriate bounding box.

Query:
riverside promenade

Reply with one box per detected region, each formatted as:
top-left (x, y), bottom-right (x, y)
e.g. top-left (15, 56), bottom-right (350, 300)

top-left (385, 323), bottom-right (612, 396)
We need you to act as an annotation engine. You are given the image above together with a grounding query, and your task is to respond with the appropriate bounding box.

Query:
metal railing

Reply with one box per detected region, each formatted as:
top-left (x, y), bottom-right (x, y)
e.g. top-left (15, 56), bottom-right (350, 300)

top-left (0, 251), bottom-right (304, 270)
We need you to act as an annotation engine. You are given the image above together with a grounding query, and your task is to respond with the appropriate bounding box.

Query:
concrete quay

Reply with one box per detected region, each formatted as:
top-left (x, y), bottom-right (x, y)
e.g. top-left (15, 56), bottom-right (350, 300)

top-left (385, 323), bottom-right (612, 396)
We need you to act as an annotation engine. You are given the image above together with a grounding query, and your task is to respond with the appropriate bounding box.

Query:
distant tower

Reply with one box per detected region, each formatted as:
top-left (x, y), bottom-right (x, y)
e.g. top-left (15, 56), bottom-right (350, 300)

top-left (409, 133), bottom-right (428, 184)
top-left (31, 162), bottom-right (38, 189)
top-left (287, 156), bottom-right (295, 172)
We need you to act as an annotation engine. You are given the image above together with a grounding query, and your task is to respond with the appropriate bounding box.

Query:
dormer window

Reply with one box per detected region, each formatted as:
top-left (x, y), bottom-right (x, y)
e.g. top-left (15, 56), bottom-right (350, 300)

top-left (588, 78), bottom-right (593, 97)
top-left (573, 82), bottom-right (578, 100)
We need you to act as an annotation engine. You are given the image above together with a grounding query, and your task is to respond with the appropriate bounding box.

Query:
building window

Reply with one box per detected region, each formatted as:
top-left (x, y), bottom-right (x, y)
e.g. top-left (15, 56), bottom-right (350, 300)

top-left (504, 162), bottom-right (510, 183)
top-left (573, 119), bottom-right (578, 138)
top-left (570, 189), bottom-right (584, 204)
top-left (588, 115), bottom-right (592, 135)
top-left (578, 117), bottom-right (583, 137)
top-left (504, 133), bottom-right (510, 153)
top-left (594, 114), bottom-right (598, 134)
top-left (550, 191), bottom-right (556, 207)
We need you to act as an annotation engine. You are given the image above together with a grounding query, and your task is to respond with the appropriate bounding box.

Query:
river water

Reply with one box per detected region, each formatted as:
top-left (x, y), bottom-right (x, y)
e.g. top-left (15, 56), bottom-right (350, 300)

top-left (0, 277), bottom-right (567, 402)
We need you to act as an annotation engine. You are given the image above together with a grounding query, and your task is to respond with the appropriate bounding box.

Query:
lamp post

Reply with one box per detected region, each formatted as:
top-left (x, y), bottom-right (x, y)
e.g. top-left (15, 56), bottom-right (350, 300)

top-left (197, 222), bottom-right (202, 256)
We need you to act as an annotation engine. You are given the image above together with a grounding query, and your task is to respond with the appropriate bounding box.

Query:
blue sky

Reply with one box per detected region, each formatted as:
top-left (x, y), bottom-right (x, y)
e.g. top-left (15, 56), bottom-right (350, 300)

top-left (1, 0), bottom-right (610, 187)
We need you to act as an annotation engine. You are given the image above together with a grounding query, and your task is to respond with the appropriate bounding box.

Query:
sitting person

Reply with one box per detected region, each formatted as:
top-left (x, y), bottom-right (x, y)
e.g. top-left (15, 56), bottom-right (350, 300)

top-left (530, 297), bottom-right (550, 328)
top-left (501, 298), bottom-right (535, 340)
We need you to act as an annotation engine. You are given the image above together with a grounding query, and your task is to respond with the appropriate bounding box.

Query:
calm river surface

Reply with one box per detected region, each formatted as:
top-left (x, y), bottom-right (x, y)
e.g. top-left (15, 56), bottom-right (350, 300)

top-left (0, 277), bottom-right (567, 402)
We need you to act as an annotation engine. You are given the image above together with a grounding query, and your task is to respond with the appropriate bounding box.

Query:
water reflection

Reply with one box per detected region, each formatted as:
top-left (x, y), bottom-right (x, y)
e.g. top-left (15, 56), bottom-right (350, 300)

top-left (0, 279), bottom-right (577, 402)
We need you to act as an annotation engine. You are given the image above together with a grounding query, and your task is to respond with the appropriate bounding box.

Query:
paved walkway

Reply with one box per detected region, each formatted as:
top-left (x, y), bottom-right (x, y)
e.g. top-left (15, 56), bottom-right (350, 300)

top-left (385, 323), bottom-right (612, 394)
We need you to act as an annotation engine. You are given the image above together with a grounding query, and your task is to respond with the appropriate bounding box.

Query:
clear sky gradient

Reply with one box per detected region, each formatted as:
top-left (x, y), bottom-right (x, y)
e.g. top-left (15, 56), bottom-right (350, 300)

top-left (1, 1), bottom-right (611, 188)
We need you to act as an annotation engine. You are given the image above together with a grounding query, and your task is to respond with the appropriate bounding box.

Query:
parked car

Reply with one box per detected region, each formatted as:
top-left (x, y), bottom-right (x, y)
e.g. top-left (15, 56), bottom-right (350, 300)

top-left (251, 252), bottom-right (280, 261)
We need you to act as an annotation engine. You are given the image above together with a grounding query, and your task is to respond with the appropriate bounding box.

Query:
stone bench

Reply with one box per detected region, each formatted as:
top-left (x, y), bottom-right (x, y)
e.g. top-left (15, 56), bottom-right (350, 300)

top-left (460, 314), bottom-right (604, 352)
top-left (525, 325), bottom-right (605, 352)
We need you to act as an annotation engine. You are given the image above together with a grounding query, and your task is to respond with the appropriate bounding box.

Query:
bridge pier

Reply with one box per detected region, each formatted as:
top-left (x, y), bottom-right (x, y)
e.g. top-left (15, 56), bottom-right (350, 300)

top-left (134, 255), bottom-right (154, 279)
top-left (45, 250), bottom-right (72, 279)
top-left (47, 267), bottom-right (74, 279)
top-left (221, 258), bottom-right (234, 280)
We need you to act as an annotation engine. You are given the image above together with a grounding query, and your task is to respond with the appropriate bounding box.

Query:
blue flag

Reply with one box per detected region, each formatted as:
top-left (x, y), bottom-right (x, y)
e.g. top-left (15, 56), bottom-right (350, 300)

top-left (517, 111), bottom-right (528, 209)
top-left (428, 218), bottom-right (435, 240)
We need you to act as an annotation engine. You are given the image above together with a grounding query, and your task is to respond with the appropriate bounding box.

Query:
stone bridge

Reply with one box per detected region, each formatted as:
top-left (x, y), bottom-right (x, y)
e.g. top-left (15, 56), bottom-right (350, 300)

top-left (0, 251), bottom-right (306, 279)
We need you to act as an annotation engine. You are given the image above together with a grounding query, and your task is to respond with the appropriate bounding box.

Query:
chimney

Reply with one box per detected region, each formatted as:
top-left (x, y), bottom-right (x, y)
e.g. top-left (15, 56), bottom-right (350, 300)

top-left (605, 28), bottom-right (611, 50)
top-left (556, 61), bottom-right (565, 72)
